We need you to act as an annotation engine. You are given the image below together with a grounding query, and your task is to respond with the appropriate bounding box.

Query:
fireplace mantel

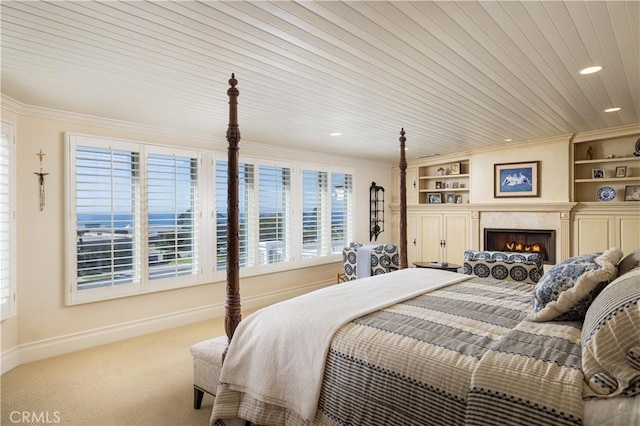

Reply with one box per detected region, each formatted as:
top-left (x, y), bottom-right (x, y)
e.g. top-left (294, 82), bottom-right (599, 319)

top-left (471, 203), bottom-right (577, 265)
top-left (469, 202), bottom-right (577, 213)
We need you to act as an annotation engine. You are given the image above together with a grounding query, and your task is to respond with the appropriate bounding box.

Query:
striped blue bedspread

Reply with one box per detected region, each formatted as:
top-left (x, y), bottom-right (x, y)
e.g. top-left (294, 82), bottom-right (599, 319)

top-left (213, 276), bottom-right (584, 426)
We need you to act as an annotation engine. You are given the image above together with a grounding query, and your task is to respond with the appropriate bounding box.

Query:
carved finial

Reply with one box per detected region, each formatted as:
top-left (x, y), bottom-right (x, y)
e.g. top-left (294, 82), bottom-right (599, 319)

top-left (227, 73), bottom-right (239, 99)
top-left (399, 128), bottom-right (406, 144)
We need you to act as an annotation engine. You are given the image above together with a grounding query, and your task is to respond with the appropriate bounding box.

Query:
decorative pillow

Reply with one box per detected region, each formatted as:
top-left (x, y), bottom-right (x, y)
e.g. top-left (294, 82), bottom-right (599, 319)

top-left (582, 268), bottom-right (640, 397)
top-left (530, 247), bottom-right (623, 322)
top-left (618, 249), bottom-right (640, 277)
top-left (371, 244), bottom-right (399, 275)
top-left (342, 243), bottom-right (363, 281)
top-left (463, 250), bottom-right (543, 284)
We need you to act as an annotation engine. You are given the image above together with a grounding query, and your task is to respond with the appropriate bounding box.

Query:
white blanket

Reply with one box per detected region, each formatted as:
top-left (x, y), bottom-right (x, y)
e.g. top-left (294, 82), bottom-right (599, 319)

top-left (355, 244), bottom-right (377, 278)
top-left (218, 268), bottom-right (471, 422)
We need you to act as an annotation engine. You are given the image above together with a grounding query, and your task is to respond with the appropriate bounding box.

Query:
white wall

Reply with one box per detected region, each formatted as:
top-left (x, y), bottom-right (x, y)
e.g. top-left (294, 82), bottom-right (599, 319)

top-left (0, 101), bottom-right (392, 371)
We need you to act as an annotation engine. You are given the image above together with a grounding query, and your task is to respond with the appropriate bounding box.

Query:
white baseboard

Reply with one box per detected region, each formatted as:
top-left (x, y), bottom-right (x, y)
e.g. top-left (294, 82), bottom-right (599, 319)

top-left (1, 346), bottom-right (20, 374)
top-left (1, 279), bottom-right (333, 374)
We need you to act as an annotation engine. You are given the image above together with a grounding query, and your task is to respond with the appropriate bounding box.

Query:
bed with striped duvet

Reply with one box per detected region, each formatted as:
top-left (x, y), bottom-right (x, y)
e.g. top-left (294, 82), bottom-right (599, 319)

top-left (213, 275), bottom-right (584, 426)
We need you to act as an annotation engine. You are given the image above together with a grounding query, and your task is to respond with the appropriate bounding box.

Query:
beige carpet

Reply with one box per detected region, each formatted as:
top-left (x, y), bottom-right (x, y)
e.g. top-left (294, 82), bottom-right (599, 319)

top-left (1, 315), bottom-right (237, 426)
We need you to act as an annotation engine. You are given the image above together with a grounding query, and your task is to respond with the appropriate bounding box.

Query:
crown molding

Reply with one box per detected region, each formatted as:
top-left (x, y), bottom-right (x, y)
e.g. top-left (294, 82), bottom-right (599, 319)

top-left (1, 95), bottom-right (22, 114)
top-left (1, 94), bottom-right (386, 166)
top-left (571, 123), bottom-right (640, 143)
top-left (1, 94), bottom-right (217, 144)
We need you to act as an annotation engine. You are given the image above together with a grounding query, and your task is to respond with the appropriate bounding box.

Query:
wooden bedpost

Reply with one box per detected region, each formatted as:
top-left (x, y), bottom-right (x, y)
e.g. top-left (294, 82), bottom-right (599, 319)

top-left (398, 128), bottom-right (408, 269)
top-left (225, 73), bottom-right (242, 344)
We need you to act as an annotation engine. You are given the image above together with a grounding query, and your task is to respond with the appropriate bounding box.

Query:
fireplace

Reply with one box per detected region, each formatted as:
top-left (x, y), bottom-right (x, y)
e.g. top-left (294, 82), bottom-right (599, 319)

top-left (484, 228), bottom-right (556, 264)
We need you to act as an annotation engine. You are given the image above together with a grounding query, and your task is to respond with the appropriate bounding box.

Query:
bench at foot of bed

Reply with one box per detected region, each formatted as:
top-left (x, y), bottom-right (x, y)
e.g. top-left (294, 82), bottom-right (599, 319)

top-left (190, 335), bottom-right (228, 409)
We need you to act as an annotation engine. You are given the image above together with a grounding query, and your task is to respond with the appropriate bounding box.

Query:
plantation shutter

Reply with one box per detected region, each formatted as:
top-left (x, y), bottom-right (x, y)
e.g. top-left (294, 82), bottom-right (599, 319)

top-left (147, 152), bottom-right (199, 280)
top-left (330, 172), bottom-right (353, 253)
top-left (74, 145), bottom-right (142, 290)
top-left (0, 121), bottom-right (15, 319)
top-left (215, 160), bottom-right (254, 270)
top-left (302, 169), bottom-right (328, 258)
top-left (258, 165), bottom-right (291, 265)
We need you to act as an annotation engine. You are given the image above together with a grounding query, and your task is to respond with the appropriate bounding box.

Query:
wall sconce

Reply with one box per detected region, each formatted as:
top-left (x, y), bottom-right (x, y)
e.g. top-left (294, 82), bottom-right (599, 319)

top-left (370, 181), bottom-right (384, 241)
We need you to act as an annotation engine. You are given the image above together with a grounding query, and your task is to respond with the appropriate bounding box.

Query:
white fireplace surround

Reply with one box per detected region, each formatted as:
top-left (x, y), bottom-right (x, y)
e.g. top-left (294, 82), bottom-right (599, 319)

top-left (472, 203), bottom-right (576, 267)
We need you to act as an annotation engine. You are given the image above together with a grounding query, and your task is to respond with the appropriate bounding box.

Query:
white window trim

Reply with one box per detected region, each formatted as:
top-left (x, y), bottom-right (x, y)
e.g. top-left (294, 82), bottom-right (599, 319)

top-left (1, 121), bottom-right (17, 320)
top-left (66, 134), bottom-right (355, 305)
top-left (297, 163), bottom-right (355, 267)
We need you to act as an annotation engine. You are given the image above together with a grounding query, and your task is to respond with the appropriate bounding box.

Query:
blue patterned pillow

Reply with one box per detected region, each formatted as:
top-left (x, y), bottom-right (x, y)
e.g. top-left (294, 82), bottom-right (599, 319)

top-left (463, 250), bottom-right (543, 284)
top-left (530, 247), bottom-right (623, 322)
top-left (342, 246), bottom-right (358, 281)
top-left (342, 243), bottom-right (363, 281)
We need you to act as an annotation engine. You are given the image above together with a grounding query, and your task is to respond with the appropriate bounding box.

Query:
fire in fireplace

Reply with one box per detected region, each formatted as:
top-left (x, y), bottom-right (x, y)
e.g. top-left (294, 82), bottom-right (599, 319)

top-left (504, 241), bottom-right (542, 253)
top-left (484, 228), bottom-right (556, 264)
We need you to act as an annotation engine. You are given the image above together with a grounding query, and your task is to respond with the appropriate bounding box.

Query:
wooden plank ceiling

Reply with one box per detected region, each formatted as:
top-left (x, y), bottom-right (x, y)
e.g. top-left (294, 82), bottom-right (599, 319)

top-left (1, 1), bottom-right (638, 162)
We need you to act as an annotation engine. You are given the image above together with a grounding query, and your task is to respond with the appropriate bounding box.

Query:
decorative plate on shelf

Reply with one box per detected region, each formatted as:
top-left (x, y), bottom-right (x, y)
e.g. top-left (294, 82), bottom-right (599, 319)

top-left (596, 186), bottom-right (616, 202)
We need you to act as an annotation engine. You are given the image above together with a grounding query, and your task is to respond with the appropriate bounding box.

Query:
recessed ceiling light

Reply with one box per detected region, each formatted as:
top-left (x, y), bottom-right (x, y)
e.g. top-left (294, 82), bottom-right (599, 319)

top-left (604, 107), bottom-right (621, 112)
top-left (504, 138), bottom-right (513, 142)
top-left (580, 66), bottom-right (602, 75)
top-left (329, 132), bottom-right (342, 137)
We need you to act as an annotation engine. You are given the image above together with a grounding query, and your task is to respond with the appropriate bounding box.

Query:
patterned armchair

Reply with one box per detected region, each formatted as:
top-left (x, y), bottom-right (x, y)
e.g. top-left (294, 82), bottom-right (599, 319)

top-left (342, 243), bottom-right (399, 281)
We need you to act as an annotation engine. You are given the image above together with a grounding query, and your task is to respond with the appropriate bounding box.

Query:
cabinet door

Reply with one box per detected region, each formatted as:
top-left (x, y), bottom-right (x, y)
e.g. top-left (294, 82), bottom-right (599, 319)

top-left (442, 214), bottom-right (471, 265)
top-left (390, 212), bottom-right (419, 265)
top-left (406, 212), bottom-right (418, 265)
top-left (406, 167), bottom-right (418, 205)
top-left (618, 216), bottom-right (640, 255)
top-left (418, 214), bottom-right (443, 262)
top-left (391, 167), bottom-right (418, 205)
top-left (573, 216), bottom-right (614, 255)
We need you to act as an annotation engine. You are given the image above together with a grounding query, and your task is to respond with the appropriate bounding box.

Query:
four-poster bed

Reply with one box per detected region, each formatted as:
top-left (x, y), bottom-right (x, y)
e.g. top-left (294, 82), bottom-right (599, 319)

top-left (211, 75), bottom-right (640, 426)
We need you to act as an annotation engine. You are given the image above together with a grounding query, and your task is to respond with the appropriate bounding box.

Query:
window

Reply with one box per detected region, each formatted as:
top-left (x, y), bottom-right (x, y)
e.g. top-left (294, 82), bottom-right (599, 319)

top-left (330, 172), bottom-right (353, 253)
top-left (67, 134), bottom-right (353, 304)
top-left (67, 134), bottom-right (201, 304)
top-left (258, 164), bottom-right (291, 265)
top-left (215, 159), bottom-right (292, 270)
top-left (215, 160), bottom-right (254, 270)
top-left (302, 170), bottom-right (328, 258)
top-left (0, 121), bottom-right (16, 319)
top-left (302, 168), bottom-right (353, 259)
top-left (74, 143), bottom-right (142, 292)
top-left (147, 152), bottom-right (199, 280)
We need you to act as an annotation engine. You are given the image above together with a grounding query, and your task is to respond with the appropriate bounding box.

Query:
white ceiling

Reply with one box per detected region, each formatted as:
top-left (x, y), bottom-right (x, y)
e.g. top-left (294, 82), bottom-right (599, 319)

top-left (2, 1), bottom-right (639, 162)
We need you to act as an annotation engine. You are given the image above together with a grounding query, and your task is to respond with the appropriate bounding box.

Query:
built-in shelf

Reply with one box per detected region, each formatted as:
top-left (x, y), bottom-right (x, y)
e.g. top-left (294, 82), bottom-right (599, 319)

top-left (574, 156), bottom-right (639, 165)
top-left (575, 177), bottom-right (638, 183)
top-left (418, 158), bottom-right (470, 204)
top-left (420, 188), bottom-right (467, 193)
top-left (419, 174), bottom-right (470, 180)
top-left (573, 134), bottom-right (640, 203)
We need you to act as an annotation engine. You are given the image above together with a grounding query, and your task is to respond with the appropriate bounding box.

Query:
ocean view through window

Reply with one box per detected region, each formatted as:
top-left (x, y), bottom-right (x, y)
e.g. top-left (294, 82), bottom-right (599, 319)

top-left (66, 133), bottom-right (354, 304)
